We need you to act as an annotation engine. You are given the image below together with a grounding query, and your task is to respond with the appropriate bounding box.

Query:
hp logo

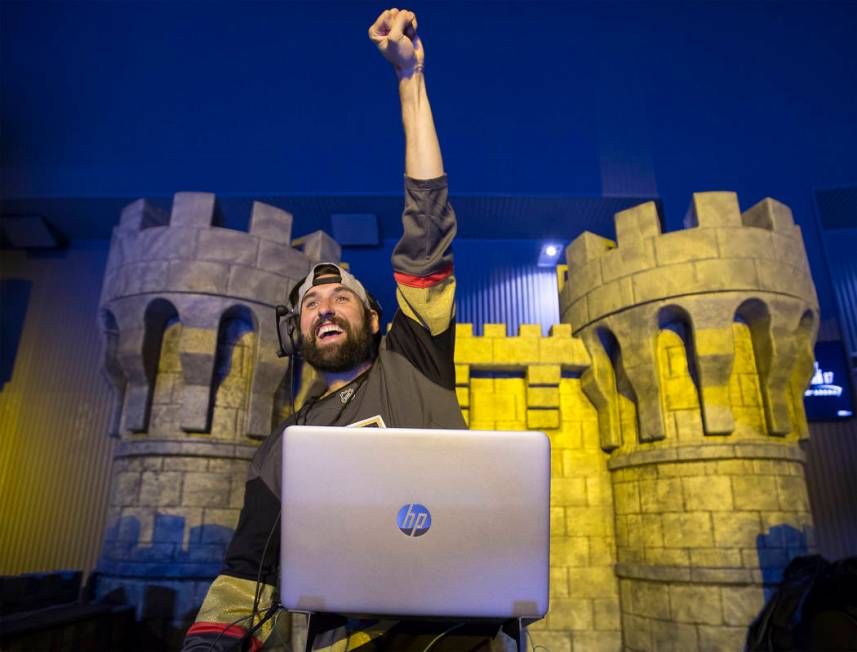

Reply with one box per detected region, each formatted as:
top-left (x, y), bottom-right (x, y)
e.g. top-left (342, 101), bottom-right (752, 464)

top-left (397, 503), bottom-right (431, 537)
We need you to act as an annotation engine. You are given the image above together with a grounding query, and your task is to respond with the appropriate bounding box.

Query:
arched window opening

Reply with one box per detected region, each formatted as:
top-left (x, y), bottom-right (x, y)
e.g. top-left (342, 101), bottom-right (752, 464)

top-left (142, 299), bottom-right (181, 435)
top-left (788, 309), bottom-right (817, 433)
top-left (100, 308), bottom-right (122, 382)
top-left (731, 299), bottom-right (771, 434)
top-left (656, 305), bottom-right (700, 439)
top-left (210, 305), bottom-right (257, 439)
top-left (796, 310), bottom-right (815, 338)
top-left (595, 326), bottom-right (638, 442)
top-left (657, 305), bottom-right (698, 385)
top-left (99, 309), bottom-right (125, 437)
top-left (595, 327), bottom-right (631, 399)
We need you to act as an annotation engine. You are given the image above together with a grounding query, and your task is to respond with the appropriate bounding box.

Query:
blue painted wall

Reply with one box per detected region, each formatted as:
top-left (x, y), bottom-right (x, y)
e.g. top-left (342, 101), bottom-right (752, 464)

top-left (2, 0), bottom-right (856, 317)
top-left (345, 238), bottom-right (561, 335)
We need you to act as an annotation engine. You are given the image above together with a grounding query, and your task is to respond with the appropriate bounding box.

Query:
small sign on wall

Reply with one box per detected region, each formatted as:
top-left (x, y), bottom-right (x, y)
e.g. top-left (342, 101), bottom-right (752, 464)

top-left (804, 341), bottom-right (855, 421)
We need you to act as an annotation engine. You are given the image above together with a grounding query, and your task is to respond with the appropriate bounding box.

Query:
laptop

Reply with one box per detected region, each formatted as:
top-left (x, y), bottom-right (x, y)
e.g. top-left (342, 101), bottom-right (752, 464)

top-left (279, 425), bottom-right (550, 620)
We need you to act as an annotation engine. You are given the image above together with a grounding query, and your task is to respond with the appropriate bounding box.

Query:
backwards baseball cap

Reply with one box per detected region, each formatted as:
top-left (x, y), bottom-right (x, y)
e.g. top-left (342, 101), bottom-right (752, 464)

top-left (289, 263), bottom-right (372, 313)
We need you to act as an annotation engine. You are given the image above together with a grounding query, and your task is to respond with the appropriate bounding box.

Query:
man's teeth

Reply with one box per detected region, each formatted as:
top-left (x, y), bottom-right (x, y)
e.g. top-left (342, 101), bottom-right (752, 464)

top-left (318, 325), bottom-right (343, 338)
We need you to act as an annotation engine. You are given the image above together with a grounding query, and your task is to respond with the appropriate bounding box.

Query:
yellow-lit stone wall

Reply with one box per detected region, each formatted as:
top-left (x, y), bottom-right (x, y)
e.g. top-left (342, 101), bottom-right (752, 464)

top-left (658, 328), bottom-right (701, 440)
top-left (147, 318), bottom-right (258, 442)
top-left (210, 319), bottom-right (257, 441)
top-left (614, 313), bottom-right (802, 454)
top-left (611, 455), bottom-right (811, 649)
top-left (450, 294), bottom-right (816, 651)
top-left (454, 323), bottom-right (622, 651)
top-left (728, 324), bottom-right (766, 437)
top-left (148, 319), bottom-right (183, 435)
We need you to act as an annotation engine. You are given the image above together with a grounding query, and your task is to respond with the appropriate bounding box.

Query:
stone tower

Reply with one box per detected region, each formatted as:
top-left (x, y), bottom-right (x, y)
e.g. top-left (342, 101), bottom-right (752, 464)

top-left (95, 192), bottom-right (339, 640)
top-left (560, 192), bottom-right (818, 650)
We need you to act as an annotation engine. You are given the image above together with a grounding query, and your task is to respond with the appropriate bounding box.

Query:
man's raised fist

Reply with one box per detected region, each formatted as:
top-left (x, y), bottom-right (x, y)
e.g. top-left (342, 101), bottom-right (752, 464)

top-left (368, 8), bottom-right (424, 77)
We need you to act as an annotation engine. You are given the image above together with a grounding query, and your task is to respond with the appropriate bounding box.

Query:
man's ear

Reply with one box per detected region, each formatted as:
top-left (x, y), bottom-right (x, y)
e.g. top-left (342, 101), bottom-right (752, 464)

top-left (369, 309), bottom-right (380, 334)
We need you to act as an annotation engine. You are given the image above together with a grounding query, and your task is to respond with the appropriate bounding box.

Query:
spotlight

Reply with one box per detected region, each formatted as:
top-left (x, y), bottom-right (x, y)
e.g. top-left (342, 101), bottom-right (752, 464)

top-left (537, 242), bottom-right (564, 267)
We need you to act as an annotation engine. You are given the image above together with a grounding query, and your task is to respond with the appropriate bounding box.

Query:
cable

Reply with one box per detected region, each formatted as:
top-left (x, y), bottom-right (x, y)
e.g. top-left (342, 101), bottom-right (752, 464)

top-left (420, 623), bottom-right (465, 652)
top-left (231, 347), bottom-right (295, 651)
top-left (288, 352), bottom-right (296, 420)
top-left (270, 608), bottom-right (291, 652)
top-left (248, 512), bottom-right (282, 634)
top-left (236, 603), bottom-right (281, 650)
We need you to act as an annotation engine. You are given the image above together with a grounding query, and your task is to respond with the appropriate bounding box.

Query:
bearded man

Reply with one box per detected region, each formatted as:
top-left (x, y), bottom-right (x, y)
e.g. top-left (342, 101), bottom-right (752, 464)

top-left (181, 8), bottom-right (503, 651)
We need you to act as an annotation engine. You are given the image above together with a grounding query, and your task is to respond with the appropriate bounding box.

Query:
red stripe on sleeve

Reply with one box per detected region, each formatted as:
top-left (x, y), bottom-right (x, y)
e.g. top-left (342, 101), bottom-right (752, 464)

top-left (186, 622), bottom-right (262, 651)
top-left (394, 264), bottom-right (453, 288)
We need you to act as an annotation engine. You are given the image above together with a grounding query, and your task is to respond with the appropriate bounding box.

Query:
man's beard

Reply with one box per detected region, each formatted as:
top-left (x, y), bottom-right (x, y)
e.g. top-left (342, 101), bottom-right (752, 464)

top-left (301, 315), bottom-right (375, 372)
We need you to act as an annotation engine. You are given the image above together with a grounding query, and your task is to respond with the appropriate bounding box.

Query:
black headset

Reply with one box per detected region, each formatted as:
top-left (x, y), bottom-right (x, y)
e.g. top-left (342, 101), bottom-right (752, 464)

top-left (274, 304), bottom-right (301, 357)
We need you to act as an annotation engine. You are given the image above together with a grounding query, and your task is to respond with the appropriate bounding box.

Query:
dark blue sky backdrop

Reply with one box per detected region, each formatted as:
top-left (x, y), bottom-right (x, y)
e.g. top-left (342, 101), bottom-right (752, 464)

top-left (2, 0), bottom-right (856, 317)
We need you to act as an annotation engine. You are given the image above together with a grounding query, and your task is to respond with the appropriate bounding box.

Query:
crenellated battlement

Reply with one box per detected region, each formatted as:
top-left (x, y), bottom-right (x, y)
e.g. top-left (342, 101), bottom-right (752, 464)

top-left (103, 193), bottom-right (340, 308)
top-left (561, 193), bottom-right (817, 333)
top-left (98, 192), bottom-right (343, 441)
top-left (117, 192), bottom-right (295, 241)
top-left (454, 322), bottom-right (589, 369)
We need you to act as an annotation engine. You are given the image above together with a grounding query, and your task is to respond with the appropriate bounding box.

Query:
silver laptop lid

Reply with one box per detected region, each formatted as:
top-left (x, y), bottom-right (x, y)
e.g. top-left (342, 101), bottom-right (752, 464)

top-left (279, 425), bottom-right (550, 620)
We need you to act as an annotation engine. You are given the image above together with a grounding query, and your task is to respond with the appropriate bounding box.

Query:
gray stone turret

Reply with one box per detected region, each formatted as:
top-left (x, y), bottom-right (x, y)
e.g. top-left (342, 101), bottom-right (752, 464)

top-left (95, 192), bottom-right (339, 640)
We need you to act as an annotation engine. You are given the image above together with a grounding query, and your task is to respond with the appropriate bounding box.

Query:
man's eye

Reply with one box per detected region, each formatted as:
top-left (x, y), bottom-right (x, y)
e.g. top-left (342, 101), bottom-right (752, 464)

top-left (305, 301), bottom-right (317, 309)
top-left (336, 295), bottom-right (349, 303)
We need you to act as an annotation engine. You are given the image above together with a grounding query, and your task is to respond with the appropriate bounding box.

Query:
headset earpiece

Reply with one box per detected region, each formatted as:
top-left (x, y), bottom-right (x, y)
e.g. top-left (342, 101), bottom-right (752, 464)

top-left (275, 305), bottom-right (301, 358)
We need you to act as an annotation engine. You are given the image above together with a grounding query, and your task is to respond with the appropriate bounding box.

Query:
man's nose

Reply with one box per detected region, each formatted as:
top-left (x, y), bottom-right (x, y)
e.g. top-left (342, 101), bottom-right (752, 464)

top-left (317, 302), bottom-right (336, 320)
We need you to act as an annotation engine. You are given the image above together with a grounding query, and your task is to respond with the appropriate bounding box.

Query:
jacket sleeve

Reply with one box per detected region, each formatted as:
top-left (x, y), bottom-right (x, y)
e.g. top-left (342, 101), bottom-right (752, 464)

top-left (390, 174), bottom-right (457, 338)
top-left (182, 447), bottom-right (281, 651)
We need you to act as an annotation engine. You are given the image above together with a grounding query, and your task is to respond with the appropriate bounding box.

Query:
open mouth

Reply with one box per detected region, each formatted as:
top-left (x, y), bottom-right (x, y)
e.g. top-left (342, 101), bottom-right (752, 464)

top-left (316, 323), bottom-right (345, 342)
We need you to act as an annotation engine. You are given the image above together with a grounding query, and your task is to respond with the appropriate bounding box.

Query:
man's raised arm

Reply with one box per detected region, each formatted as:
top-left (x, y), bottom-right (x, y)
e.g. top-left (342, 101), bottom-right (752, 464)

top-left (371, 9), bottom-right (457, 344)
top-left (369, 8), bottom-right (443, 179)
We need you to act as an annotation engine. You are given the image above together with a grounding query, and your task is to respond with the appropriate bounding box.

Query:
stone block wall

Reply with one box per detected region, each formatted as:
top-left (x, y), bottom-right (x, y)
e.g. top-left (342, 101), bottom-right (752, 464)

top-left (454, 323), bottom-right (622, 651)
top-left (146, 314), bottom-right (259, 440)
